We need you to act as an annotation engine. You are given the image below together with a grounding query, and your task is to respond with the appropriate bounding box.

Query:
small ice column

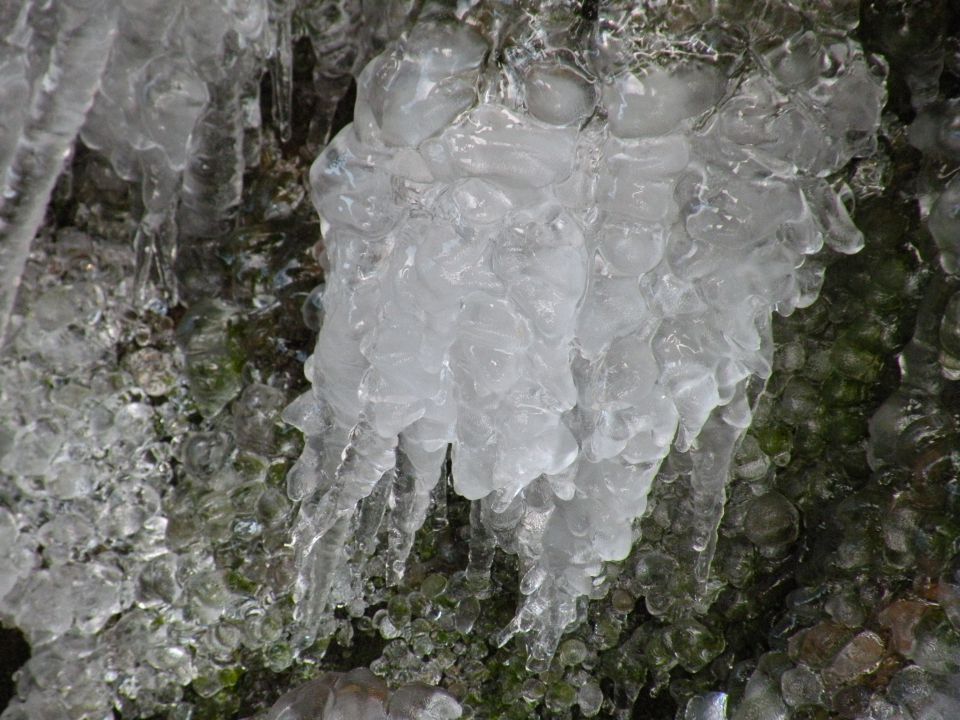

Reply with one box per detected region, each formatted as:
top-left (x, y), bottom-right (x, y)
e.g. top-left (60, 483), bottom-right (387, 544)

top-left (289, 9), bottom-right (885, 658)
top-left (267, 0), bottom-right (294, 143)
top-left (0, 0), bottom-right (118, 346)
top-left (178, 63), bottom-right (246, 240)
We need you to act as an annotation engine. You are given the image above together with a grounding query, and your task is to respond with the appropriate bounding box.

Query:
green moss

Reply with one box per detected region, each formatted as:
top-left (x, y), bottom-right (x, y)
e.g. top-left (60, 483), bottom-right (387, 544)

top-left (754, 424), bottom-right (794, 459)
top-left (830, 336), bottom-right (883, 384)
top-left (227, 569), bottom-right (258, 595)
top-left (821, 375), bottom-right (871, 407)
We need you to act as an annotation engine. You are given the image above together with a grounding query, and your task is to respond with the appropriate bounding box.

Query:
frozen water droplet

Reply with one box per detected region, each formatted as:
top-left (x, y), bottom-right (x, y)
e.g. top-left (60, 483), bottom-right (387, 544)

top-left (524, 62), bottom-right (596, 126)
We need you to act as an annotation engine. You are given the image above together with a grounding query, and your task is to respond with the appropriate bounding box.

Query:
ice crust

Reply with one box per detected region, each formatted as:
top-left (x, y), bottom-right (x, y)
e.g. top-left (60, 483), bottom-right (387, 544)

top-left (287, 13), bottom-right (885, 659)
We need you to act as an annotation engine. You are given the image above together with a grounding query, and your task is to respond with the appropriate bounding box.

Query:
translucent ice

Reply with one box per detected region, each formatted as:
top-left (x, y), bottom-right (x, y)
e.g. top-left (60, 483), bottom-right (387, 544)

top-left (0, 0), bottom-right (119, 344)
top-left (0, 0), bottom-right (275, 336)
top-left (288, 6), bottom-right (885, 661)
top-left (264, 669), bottom-right (461, 720)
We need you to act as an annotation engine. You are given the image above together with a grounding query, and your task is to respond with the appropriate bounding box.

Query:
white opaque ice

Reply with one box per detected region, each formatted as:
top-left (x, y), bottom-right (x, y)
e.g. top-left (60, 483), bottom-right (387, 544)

top-left (289, 9), bottom-right (885, 664)
top-left (421, 105), bottom-right (577, 188)
top-left (366, 23), bottom-right (487, 149)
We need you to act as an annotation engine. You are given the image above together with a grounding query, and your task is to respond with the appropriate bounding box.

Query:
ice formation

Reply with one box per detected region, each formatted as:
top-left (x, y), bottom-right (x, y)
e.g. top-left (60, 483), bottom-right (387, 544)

top-left (0, 0), bottom-right (119, 343)
top-left (263, 668), bottom-right (461, 720)
top-left (0, 0), bottom-right (271, 345)
top-left (0, 0), bottom-right (335, 341)
top-left (286, 8), bottom-right (886, 660)
top-left (13, 1), bottom-right (960, 719)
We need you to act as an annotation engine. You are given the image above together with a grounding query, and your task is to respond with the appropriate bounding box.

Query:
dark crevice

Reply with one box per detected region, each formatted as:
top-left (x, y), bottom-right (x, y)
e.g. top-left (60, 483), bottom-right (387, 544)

top-left (0, 626), bottom-right (30, 712)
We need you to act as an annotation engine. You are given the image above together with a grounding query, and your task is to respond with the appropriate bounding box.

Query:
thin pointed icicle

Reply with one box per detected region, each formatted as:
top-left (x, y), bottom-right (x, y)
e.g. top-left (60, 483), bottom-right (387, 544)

top-left (268, 0), bottom-right (293, 143)
top-left (430, 454), bottom-right (450, 531)
top-left (133, 148), bottom-right (181, 301)
top-left (353, 468), bottom-right (394, 560)
top-left (386, 435), bottom-right (446, 584)
top-left (331, 469), bottom-right (393, 606)
top-left (292, 511), bottom-right (349, 636)
top-left (464, 500), bottom-right (496, 597)
top-left (291, 418), bottom-right (398, 635)
top-left (133, 209), bottom-right (178, 304)
top-left (689, 385), bottom-right (753, 598)
top-left (0, 0), bottom-right (118, 345)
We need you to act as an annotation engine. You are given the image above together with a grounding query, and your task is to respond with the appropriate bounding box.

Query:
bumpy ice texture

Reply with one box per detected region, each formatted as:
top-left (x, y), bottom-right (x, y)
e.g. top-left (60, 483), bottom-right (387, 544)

top-left (0, 0), bottom-right (275, 343)
top-left (285, 16), bottom-right (885, 660)
top-left (263, 668), bottom-right (461, 720)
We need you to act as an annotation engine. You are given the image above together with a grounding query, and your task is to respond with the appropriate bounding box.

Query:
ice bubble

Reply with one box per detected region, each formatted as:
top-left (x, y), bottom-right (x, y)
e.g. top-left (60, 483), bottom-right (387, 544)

top-left (603, 66), bottom-right (721, 138)
top-left (684, 692), bottom-right (729, 720)
top-left (524, 61), bottom-right (597, 126)
top-left (743, 492), bottom-right (801, 550)
top-left (233, 383), bottom-right (285, 454)
top-left (364, 20), bottom-right (486, 148)
top-left (181, 431), bottom-right (235, 478)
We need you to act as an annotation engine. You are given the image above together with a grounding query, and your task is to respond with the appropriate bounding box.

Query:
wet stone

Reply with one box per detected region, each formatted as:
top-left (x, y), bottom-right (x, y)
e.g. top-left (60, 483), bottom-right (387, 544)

top-left (822, 631), bottom-right (885, 686)
top-left (780, 666), bottom-right (825, 708)
top-left (743, 492), bottom-right (800, 550)
top-left (789, 622), bottom-right (854, 669)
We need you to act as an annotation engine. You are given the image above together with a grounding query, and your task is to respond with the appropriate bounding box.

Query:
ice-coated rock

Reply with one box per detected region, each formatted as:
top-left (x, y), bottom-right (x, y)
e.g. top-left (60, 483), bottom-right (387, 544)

top-left (287, 6), bottom-right (885, 661)
top-left (263, 669), bottom-right (461, 720)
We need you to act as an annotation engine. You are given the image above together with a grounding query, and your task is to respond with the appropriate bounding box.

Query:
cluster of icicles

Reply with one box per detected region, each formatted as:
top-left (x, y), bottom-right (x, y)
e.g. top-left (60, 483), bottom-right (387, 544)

top-left (0, 0), bottom-right (366, 344)
top-left (283, 10), bottom-right (886, 661)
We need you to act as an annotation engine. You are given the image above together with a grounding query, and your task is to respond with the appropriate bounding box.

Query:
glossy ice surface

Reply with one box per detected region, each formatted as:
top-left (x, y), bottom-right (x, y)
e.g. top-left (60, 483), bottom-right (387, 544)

top-left (286, 9), bottom-right (885, 662)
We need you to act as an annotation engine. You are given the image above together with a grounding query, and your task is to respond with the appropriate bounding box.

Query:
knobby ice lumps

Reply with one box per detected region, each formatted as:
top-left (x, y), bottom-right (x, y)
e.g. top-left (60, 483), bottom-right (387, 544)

top-left (285, 9), bottom-right (886, 660)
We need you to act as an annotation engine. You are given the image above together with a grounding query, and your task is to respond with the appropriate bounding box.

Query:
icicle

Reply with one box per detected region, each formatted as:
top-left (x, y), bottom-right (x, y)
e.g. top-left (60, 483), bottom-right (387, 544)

top-left (0, 4), bottom-right (34, 184)
top-left (268, 0), bottom-right (293, 143)
top-left (430, 453), bottom-right (450, 531)
top-left (170, 35), bottom-right (249, 303)
top-left (333, 418), bottom-right (399, 510)
top-left (133, 209), bottom-right (178, 305)
top-left (689, 385), bottom-right (753, 597)
top-left (241, 72), bottom-right (264, 169)
top-left (352, 468), bottom-right (394, 560)
top-left (291, 417), bottom-right (398, 635)
top-left (0, 0), bottom-right (118, 345)
top-left (134, 147), bottom-right (182, 301)
top-left (386, 435), bottom-right (446, 584)
top-left (177, 37), bottom-right (246, 242)
top-left (292, 509), bottom-right (349, 635)
top-left (464, 501), bottom-right (496, 597)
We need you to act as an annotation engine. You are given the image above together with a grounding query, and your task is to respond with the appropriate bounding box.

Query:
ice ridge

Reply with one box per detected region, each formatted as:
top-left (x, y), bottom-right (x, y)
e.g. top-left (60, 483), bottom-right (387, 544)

top-left (286, 8), bottom-right (885, 661)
